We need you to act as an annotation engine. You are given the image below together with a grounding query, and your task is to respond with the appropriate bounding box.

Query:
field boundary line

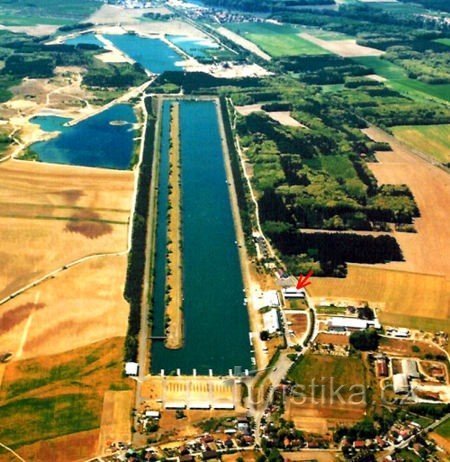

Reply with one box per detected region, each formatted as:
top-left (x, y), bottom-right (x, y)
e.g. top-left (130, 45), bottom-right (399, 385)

top-left (0, 443), bottom-right (27, 462)
top-left (0, 250), bottom-right (127, 307)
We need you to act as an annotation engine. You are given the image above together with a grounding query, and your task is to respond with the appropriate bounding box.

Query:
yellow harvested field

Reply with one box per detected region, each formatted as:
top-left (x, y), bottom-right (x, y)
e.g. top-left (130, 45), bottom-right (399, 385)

top-left (299, 33), bottom-right (384, 57)
top-left (97, 391), bottom-right (133, 453)
top-left (0, 255), bottom-right (130, 360)
top-left (310, 264), bottom-right (449, 321)
top-left (0, 160), bottom-right (133, 300)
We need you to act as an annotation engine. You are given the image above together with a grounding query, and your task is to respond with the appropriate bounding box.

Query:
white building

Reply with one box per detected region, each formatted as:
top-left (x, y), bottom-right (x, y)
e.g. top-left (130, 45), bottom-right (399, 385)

top-left (402, 359), bottom-right (420, 379)
top-left (393, 373), bottom-right (409, 394)
top-left (282, 287), bottom-right (306, 299)
top-left (263, 308), bottom-right (280, 334)
top-left (328, 317), bottom-right (381, 331)
top-left (125, 362), bottom-right (139, 376)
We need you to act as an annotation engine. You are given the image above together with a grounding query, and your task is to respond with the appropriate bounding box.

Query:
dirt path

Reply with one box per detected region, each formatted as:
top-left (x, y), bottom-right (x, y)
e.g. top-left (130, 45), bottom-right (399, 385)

top-left (215, 27), bottom-right (271, 61)
top-left (164, 103), bottom-right (184, 350)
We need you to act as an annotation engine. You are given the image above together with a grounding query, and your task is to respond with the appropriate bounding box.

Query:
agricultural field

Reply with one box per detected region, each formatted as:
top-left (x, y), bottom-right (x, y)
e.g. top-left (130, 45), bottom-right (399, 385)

top-left (0, 255), bottom-right (130, 360)
top-left (364, 127), bottom-right (450, 277)
top-left (353, 56), bottom-right (450, 103)
top-left (0, 160), bottom-right (133, 300)
top-left (299, 33), bottom-right (384, 58)
top-left (310, 265), bottom-right (449, 323)
top-left (0, 0), bottom-right (102, 26)
top-left (0, 337), bottom-right (132, 460)
top-left (391, 124), bottom-right (450, 164)
top-left (225, 22), bottom-right (328, 57)
top-left (285, 354), bottom-right (367, 432)
top-left (435, 38), bottom-right (450, 47)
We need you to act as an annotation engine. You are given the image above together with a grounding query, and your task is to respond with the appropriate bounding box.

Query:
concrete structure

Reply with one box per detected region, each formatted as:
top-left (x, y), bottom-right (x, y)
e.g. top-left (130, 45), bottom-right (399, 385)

top-left (263, 308), bottom-right (280, 334)
top-left (282, 287), bottom-right (306, 299)
top-left (328, 316), bottom-right (381, 332)
top-left (393, 373), bottom-right (409, 394)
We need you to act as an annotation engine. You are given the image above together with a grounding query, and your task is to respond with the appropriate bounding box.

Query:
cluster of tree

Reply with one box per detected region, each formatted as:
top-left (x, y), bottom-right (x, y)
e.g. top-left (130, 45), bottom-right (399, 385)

top-left (263, 222), bottom-right (402, 274)
top-left (83, 62), bottom-right (148, 88)
top-left (58, 22), bottom-right (94, 32)
top-left (276, 55), bottom-right (371, 85)
top-left (154, 71), bottom-right (261, 94)
top-left (201, 0), bottom-right (334, 12)
top-left (143, 12), bottom-right (175, 20)
top-left (349, 329), bottom-right (379, 351)
top-left (219, 97), bottom-right (256, 254)
top-left (398, 0), bottom-right (450, 13)
top-left (124, 97), bottom-right (156, 362)
top-left (334, 417), bottom-right (377, 443)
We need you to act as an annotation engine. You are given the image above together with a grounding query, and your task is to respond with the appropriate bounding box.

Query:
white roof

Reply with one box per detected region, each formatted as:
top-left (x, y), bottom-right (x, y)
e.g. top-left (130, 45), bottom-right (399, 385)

top-left (283, 287), bottom-right (306, 298)
top-left (402, 359), bottom-right (420, 378)
top-left (263, 309), bottom-right (280, 334)
top-left (164, 401), bottom-right (186, 409)
top-left (393, 373), bottom-right (409, 393)
top-left (145, 411), bottom-right (160, 418)
top-left (188, 402), bottom-right (211, 409)
top-left (125, 362), bottom-right (139, 375)
top-left (263, 290), bottom-right (280, 307)
top-left (213, 402), bottom-right (235, 409)
top-left (329, 317), bottom-right (381, 330)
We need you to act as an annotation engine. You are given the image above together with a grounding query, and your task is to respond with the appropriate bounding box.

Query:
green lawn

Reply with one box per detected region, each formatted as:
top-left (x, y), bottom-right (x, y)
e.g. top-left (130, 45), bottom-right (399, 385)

top-left (288, 353), bottom-right (366, 399)
top-left (354, 56), bottom-right (450, 104)
top-left (397, 449), bottom-right (422, 462)
top-left (435, 38), bottom-right (450, 47)
top-left (435, 418), bottom-right (450, 438)
top-left (226, 22), bottom-right (329, 57)
top-left (0, 0), bottom-right (102, 26)
top-left (300, 27), bottom-right (352, 41)
top-left (392, 124), bottom-right (450, 164)
top-left (304, 155), bottom-right (359, 179)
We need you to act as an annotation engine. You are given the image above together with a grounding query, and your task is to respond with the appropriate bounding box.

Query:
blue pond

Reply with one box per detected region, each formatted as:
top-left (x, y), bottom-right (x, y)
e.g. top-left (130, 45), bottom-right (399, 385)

top-left (65, 33), bottom-right (104, 48)
top-left (30, 104), bottom-right (136, 170)
top-left (104, 34), bottom-right (183, 74)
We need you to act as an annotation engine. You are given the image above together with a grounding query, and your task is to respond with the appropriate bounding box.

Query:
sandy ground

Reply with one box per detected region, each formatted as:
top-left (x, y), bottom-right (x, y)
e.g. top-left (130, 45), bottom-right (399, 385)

top-left (236, 105), bottom-right (306, 127)
top-left (0, 255), bottom-right (130, 360)
top-left (299, 32), bottom-right (384, 57)
top-left (0, 159), bottom-right (133, 300)
top-left (97, 391), bottom-right (133, 453)
top-left (216, 26), bottom-right (271, 61)
top-left (0, 430), bottom-right (100, 462)
top-left (125, 20), bottom-right (206, 37)
top-left (364, 126), bottom-right (450, 278)
top-left (0, 24), bottom-right (59, 36)
top-left (96, 35), bottom-right (134, 64)
top-left (165, 103), bottom-right (183, 350)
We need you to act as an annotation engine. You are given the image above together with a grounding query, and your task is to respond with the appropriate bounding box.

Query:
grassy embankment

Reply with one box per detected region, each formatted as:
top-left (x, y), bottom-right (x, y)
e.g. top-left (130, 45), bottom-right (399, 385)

top-left (391, 124), bottom-right (450, 164)
top-left (164, 102), bottom-right (184, 350)
top-left (225, 22), bottom-right (328, 58)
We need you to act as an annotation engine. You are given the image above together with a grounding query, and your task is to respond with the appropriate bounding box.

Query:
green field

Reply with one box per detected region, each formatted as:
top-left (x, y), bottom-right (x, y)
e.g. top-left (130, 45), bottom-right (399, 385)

top-left (392, 124), bottom-right (450, 164)
top-left (304, 155), bottom-right (359, 179)
top-left (435, 38), bottom-right (450, 47)
top-left (288, 353), bottom-right (366, 399)
top-left (0, 0), bottom-right (102, 26)
top-left (300, 27), bottom-right (352, 41)
top-left (354, 56), bottom-right (450, 104)
top-left (226, 22), bottom-right (329, 57)
top-left (435, 418), bottom-right (450, 438)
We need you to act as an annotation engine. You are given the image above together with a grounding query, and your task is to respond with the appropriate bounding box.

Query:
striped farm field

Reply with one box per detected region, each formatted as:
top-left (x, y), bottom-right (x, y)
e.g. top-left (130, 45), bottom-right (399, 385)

top-left (225, 22), bottom-right (328, 57)
top-left (391, 124), bottom-right (450, 164)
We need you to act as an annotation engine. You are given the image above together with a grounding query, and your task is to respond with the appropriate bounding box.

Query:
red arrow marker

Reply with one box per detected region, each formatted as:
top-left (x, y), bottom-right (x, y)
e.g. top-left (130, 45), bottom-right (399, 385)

top-left (296, 269), bottom-right (314, 290)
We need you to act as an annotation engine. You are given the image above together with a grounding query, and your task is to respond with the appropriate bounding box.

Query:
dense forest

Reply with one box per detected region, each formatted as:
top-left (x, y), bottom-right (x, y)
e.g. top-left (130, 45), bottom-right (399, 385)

top-left (201, 0), bottom-right (335, 12)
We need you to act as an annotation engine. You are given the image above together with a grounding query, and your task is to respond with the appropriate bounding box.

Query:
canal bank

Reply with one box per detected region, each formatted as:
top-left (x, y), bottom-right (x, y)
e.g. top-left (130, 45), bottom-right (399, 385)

top-left (149, 97), bottom-right (252, 376)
